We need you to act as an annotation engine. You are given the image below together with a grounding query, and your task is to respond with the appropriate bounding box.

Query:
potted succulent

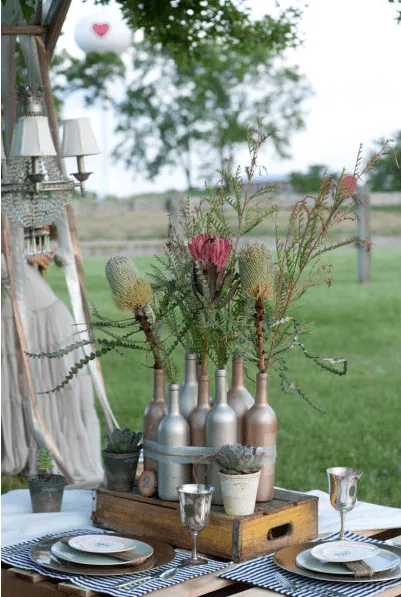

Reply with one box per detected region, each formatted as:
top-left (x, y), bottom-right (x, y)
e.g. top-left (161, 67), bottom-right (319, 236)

top-left (27, 448), bottom-right (67, 513)
top-left (215, 444), bottom-right (263, 516)
top-left (102, 428), bottom-right (143, 492)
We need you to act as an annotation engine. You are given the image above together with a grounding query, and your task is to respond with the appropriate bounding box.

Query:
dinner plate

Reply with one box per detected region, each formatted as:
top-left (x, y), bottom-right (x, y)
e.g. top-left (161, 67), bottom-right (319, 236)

top-left (68, 534), bottom-right (138, 554)
top-left (51, 540), bottom-right (153, 566)
top-left (311, 540), bottom-right (379, 563)
top-left (274, 540), bottom-right (401, 584)
top-left (297, 547), bottom-right (400, 576)
top-left (30, 534), bottom-right (175, 577)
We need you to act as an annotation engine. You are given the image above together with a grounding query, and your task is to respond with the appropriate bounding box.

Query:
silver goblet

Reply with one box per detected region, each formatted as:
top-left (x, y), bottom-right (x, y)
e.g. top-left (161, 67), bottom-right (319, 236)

top-left (327, 467), bottom-right (363, 540)
top-left (177, 483), bottom-right (215, 566)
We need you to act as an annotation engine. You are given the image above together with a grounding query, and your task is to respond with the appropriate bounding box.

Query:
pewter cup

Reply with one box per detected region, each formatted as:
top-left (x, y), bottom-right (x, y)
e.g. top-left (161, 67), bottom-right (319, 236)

top-left (327, 467), bottom-right (363, 540)
top-left (177, 484), bottom-right (215, 566)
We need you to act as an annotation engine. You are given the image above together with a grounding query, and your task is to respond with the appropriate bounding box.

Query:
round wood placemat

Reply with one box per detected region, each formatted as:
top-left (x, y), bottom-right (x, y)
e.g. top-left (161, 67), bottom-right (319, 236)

top-left (31, 534), bottom-right (175, 576)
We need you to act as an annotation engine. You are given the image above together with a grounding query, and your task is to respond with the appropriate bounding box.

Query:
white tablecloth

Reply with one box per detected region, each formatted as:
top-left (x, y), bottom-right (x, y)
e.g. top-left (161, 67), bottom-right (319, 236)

top-left (2, 488), bottom-right (401, 547)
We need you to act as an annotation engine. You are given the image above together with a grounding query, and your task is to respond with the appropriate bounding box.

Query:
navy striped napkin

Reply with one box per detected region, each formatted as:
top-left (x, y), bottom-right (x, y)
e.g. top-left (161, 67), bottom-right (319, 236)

top-left (1, 528), bottom-right (231, 597)
top-left (218, 532), bottom-right (401, 597)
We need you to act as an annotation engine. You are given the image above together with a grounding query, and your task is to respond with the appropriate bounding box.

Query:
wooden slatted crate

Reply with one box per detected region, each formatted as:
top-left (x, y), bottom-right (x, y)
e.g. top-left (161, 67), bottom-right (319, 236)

top-left (93, 488), bottom-right (318, 562)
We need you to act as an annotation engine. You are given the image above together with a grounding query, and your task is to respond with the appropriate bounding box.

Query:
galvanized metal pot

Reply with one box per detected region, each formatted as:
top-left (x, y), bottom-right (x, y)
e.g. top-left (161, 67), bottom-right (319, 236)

top-left (102, 449), bottom-right (141, 493)
top-left (27, 474), bottom-right (67, 513)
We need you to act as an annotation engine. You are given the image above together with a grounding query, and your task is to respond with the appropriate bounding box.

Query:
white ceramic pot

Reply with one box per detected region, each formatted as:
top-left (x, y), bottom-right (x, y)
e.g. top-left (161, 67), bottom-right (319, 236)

top-left (218, 470), bottom-right (261, 516)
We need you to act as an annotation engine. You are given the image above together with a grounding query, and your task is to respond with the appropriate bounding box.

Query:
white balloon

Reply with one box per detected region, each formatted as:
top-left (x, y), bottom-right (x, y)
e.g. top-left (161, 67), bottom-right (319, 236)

top-left (74, 8), bottom-right (132, 55)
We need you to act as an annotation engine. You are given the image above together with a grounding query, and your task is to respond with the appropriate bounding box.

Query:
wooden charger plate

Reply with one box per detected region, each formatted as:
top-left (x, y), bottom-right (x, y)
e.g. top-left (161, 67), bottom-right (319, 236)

top-left (31, 534), bottom-right (175, 577)
top-left (274, 540), bottom-right (401, 584)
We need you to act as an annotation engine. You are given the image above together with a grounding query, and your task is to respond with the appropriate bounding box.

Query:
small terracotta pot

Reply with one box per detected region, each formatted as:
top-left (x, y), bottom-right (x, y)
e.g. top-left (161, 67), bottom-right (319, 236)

top-left (218, 470), bottom-right (261, 516)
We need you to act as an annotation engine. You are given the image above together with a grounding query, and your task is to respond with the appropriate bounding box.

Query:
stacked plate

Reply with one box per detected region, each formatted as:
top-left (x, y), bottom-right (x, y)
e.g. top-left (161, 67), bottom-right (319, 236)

top-left (275, 539), bottom-right (401, 584)
top-left (50, 534), bottom-right (154, 567)
top-left (30, 533), bottom-right (176, 576)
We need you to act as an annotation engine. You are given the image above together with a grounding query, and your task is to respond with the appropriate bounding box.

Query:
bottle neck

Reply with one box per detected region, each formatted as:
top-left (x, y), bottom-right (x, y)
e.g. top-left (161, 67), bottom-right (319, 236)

top-left (231, 356), bottom-right (244, 388)
top-left (153, 368), bottom-right (166, 402)
top-left (168, 384), bottom-right (180, 414)
top-left (197, 375), bottom-right (211, 409)
top-left (255, 372), bottom-right (268, 406)
top-left (184, 353), bottom-right (197, 383)
top-left (214, 369), bottom-right (227, 406)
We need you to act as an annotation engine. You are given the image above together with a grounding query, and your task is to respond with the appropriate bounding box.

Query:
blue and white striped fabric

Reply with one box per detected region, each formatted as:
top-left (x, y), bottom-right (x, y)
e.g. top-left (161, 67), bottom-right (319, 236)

top-left (218, 532), bottom-right (401, 597)
top-left (1, 528), bottom-right (231, 597)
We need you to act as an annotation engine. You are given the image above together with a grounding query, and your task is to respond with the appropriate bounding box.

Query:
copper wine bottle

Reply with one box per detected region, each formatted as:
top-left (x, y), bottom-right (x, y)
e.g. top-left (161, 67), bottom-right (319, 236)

top-left (227, 356), bottom-right (255, 443)
top-left (143, 368), bottom-right (168, 471)
top-left (189, 374), bottom-right (211, 483)
top-left (244, 372), bottom-right (277, 502)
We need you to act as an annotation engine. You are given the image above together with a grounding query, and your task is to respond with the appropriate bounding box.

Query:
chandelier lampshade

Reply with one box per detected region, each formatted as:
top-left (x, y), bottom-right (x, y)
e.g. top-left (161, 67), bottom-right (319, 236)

top-left (61, 118), bottom-right (100, 157)
top-left (10, 116), bottom-right (57, 158)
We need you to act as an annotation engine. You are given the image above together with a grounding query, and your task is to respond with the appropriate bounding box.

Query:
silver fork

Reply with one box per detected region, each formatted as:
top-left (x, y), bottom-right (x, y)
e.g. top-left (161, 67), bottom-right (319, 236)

top-left (272, 570), bottom-right (344, 597)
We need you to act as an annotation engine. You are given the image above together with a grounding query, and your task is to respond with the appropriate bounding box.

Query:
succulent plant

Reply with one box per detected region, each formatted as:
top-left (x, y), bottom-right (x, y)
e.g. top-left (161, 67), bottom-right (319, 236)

top-left (105, 254), bottom-right (152, 311)
top-left (105, 428), bottom-right (143, 454)
top-left (215, 443), bottom-right (263, 475)
top-left (238, 242), bottom-right (275, 300)
top-left (37, 448), bottom-right (53, 475)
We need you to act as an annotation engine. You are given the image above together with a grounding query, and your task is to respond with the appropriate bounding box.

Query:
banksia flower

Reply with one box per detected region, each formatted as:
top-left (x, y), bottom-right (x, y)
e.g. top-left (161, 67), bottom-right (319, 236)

top-left (105, 254), bottom-right (152, 311)
top-left (188, 234), bottom-right (232, 272)
top-left (238, 243), bottom-right (275, 300)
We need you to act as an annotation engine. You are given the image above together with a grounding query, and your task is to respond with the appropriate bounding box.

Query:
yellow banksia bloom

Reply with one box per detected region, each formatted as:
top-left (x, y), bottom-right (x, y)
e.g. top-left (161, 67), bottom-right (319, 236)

top-left (113, 278), bottom-right (153, 311)
top-left (238, 242), bottom-right (275, 300)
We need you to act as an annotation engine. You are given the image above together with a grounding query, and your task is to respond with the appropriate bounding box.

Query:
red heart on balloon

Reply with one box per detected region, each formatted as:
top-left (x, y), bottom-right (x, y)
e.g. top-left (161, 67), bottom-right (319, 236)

top-left (92, 23), bottom-right (109, 37)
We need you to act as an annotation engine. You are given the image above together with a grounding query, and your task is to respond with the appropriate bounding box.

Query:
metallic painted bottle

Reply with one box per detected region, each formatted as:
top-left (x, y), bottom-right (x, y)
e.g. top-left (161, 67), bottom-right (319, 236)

top-left (157, 384), bottom-right (191, 501)
top-left (189, 374), bottom-right (211, 483)
top-left (244, 372), bottom-right (277, 502)
top-left (206, 369), bottom-right (237, 505)
top-left (179, 353), bottom-right (198, 420)
top-left (227, 356), bottom-right (255, 443)
top-left (143, 368), bottom-right (168, 472)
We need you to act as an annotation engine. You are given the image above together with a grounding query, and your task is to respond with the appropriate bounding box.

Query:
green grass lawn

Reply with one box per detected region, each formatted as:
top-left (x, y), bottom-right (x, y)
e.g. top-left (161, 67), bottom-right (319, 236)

top-left (3, 247), bottom-right (401, 506)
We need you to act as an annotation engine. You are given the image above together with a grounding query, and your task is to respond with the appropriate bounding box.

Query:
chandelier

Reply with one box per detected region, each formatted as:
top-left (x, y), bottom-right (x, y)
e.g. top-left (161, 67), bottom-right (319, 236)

top-left (2, 86), bottom-right (99, 256)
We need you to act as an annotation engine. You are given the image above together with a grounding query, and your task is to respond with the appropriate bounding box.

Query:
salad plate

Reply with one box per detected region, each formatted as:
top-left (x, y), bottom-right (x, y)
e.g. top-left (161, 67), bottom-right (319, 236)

top-left (68, 534), bottom-right (137, 553)
top-left (311, 540), bottom-right (379, 563)
top-left (297, 547), bottom-right (399, 576)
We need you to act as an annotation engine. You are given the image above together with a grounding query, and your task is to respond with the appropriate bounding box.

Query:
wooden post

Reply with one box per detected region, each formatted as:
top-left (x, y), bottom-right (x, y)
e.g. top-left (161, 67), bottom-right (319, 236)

top-left (356, 186), bottom-right (371, 283)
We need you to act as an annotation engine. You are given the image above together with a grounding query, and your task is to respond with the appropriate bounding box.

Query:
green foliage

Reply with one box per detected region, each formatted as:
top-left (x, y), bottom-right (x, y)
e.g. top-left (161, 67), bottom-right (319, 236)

top-left (37, 448), bottom-right (53, 475)
top-left (94, 0), bottom-right (302, 66)
top-left (215, 443), bottom-right (263, 475)
top-left (365, 131), bottom-right (401, 191)
top-left (388, 0), bottom-right (401, 22)
top-left (105, 428), bottom-right (142, 454)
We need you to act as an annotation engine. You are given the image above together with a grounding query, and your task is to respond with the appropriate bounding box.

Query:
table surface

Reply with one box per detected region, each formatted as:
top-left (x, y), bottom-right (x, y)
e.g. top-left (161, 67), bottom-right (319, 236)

top-left (2, 528), bottom-right (401, 597)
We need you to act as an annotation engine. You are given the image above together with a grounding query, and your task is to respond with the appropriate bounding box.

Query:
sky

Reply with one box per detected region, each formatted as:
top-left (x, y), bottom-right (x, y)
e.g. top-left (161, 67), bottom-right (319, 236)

top-left (58, 0), bottom-right (401, 198)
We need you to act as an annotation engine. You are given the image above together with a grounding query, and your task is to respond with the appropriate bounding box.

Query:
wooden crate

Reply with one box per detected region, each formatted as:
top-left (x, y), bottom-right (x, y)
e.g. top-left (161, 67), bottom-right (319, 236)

top-left (93, 487), bottom-right (318, 562)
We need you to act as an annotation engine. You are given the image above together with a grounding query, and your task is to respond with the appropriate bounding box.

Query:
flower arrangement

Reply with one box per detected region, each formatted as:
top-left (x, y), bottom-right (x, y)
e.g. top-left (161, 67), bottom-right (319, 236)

top-left (28, 123), bottom-right (392, 408)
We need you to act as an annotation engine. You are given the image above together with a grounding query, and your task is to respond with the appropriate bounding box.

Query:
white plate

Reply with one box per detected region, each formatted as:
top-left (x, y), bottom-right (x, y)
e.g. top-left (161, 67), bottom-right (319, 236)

top-left (51, 540), bottom-right (153, 567)
top-left (311, 540), bottom-right (380, 563)
top-left (68, 534), bottom-right (137, 554)
top-left (297, 547), bottom-right (400, 576)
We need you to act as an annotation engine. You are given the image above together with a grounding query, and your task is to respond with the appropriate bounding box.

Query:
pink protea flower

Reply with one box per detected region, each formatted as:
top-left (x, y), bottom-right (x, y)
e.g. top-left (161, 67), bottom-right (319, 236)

top-left (188, 234), bottom-right (232, 272)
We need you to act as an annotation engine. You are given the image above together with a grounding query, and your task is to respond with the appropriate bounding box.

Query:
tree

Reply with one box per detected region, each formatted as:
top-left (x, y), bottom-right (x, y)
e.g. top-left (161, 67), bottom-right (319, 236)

top-left (289, 164), bottom-right (338, 194)
top-left (365, 131), bottom-right (401, 191)
top-left (55, 37), bottom-right (310, 190)
top-left (388, 0), bottom-right (401, 23)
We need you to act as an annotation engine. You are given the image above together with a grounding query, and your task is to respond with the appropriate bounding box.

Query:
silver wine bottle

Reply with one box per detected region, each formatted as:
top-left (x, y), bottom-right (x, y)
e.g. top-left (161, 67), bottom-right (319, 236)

top-left (157, 384), bottom-right (191, 501)
top-left (179, 353), bottom-right (198, 420)
top-left (206, 369), bottom-right (237, 505)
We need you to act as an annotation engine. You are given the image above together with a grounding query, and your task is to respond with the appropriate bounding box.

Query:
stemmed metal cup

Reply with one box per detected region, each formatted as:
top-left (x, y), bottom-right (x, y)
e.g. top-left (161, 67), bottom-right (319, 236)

top-left (327, 467), bottom-right (363, 540)
top-left (177, 484), bottom-right (215, 566)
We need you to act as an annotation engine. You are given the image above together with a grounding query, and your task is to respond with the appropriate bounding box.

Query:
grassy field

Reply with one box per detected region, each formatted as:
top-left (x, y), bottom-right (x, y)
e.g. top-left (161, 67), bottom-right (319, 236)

top-left (3, 248), bottom-right (401, 506)
top-left (75, 208), bottom-right (401, 241)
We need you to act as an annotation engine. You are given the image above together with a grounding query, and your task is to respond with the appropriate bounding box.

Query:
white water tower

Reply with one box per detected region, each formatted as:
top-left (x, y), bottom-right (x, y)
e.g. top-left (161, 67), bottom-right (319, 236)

top-left (74, 8), bottom-right (132, 198)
